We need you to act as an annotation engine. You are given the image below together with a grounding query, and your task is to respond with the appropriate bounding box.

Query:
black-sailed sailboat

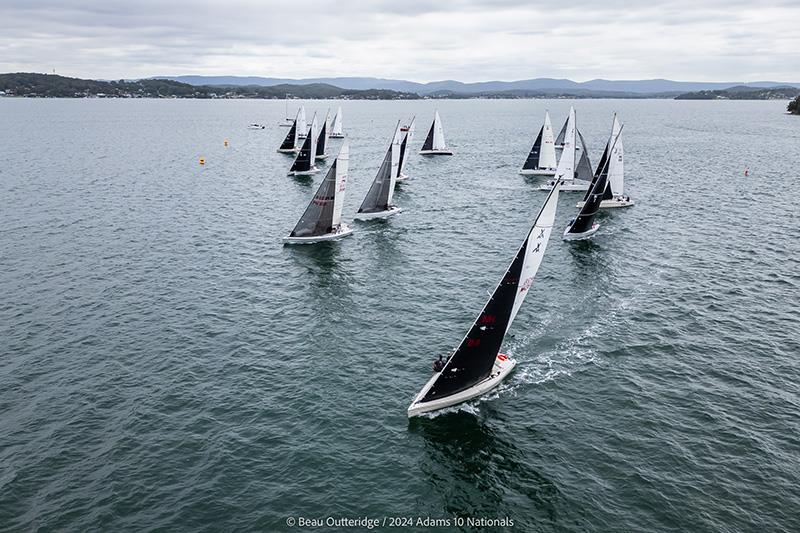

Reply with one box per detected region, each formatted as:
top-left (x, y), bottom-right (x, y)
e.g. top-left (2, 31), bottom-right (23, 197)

top-left (408, 180), bottom-right (563, 417)
top-left (287, 113), bottom-right (320, 177)
top-left (284, 142), bottom-right (352, 244)
top-left (563, 125), bottom-right (624, 240)
top-left (519, 111), bottom-right (557, 176)
top-left (537, 107), bottom-right (590, 192)
top-left (277, 108), bottom-right (301, 153)
top-left (396, 116), bottom-right (415, 182)
top-left (419, 111), bottom-right (453, 155)
top-left (576, 114), bottom-right (633, 209)
top-left (354, 122), bottom-right (402, 220)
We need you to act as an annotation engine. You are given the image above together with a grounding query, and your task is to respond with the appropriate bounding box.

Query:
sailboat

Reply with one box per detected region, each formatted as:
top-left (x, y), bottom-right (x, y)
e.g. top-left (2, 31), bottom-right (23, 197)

top-left (396, 116), bottom-right (415, 182)
top-left (279, 95), bottom-right (294, 127)
top-left (519, 111), bottom-right (557, 176)
top-left (297, 105), bottom-right (308, 139)
top-left (277, 108), bottom-right (301, 153)
top-left (563, 126), bottom-right (624, 240)
top-left (576, 114), bottom-right (633, 209)
top-left (329, 106), bottom-right (344, 138)
top-left (354, 122), bottom-right (402, 220)
top-left (315, 109), bottom-right (330, 161)
top-left (407, 180), bottom-right (563, 417)
top-left (287, 113), bottom-right (319, 177)
top-left (284, 143), bottom-right (352, 244)
top-left (419, 111), bottom-right (453, 155)
top-left (537, 108), bottom-right (591, 192)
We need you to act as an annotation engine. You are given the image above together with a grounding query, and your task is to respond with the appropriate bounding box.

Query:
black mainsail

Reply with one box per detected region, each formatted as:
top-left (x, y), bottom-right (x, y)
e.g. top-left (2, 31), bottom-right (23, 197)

top-left (521, 126), bottom-right (544, 172)
top-left (357, 123), bottom-right (400, 214)
top-left (289, 163), bottom-right (338, 238)
top-left (316, 116), bottom-right (328, 158)
top-left (279, 120), bottom-right (297, 151)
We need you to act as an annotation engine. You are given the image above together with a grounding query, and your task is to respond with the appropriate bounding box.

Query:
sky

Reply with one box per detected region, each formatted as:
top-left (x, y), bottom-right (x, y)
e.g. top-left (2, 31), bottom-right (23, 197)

top-left (1, 0), bottom-right (798, 82)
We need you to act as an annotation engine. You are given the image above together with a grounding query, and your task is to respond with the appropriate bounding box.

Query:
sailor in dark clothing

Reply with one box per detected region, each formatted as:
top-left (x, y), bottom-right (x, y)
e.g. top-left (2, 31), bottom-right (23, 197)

top-left (432, 355), bottom-right (445, 372)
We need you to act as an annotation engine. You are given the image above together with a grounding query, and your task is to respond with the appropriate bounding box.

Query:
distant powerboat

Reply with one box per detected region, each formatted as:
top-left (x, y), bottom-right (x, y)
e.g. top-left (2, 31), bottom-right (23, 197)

top-left (248, 123), bottom-right (265, 130)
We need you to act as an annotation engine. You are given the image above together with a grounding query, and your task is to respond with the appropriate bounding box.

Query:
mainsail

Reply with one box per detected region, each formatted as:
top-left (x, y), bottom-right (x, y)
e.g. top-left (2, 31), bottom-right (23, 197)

top-left (289, 114), bottom-right (318, 173)
top-left (331, 106), bottom-right (343, 136)
top-left (358, 122), bottom-right (401, 214)
top-left (539, 111), bottom-right (557, 169)
top-left (554, 107), bottom-right (577, 182)
top-left (607, 114), bottom-right (624, 196)
top-left (298, 105), bottom-right (307, 136)
top-left (420, 181), bottom-right (562, 402)
top-left (289, 143), bottom-right (350, 238)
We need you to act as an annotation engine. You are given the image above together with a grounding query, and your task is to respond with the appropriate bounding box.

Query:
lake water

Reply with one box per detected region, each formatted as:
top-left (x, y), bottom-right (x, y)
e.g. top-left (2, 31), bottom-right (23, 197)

top-left (1, 98), bottom-right (799, 532)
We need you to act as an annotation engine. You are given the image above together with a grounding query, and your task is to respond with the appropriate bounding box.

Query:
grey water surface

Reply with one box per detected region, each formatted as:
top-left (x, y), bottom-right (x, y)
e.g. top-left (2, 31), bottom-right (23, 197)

top-left (1, 98), bottom-right (799, 532)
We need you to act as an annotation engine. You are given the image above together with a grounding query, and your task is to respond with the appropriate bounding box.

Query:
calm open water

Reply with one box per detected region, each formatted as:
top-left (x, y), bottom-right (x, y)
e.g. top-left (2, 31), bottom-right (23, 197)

top-left (1, 98), bottom-right (799, 532)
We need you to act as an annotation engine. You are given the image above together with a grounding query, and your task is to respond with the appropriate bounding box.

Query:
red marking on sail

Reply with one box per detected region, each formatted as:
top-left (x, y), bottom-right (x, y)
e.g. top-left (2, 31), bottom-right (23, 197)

top-left (466, 338), bottom-right (481, 348)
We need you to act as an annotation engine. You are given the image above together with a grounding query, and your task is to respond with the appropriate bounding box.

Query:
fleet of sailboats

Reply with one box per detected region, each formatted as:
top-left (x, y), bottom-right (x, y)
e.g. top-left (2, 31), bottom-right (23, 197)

top-left (272, 103), bottom-right (635, 415)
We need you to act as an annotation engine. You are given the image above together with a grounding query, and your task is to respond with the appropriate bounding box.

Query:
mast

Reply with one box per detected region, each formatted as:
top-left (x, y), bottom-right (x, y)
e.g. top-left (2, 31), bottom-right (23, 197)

top-left (419, 181), bottom-right (563, 402)
top-left (289, 142), bottom-right (349, 238)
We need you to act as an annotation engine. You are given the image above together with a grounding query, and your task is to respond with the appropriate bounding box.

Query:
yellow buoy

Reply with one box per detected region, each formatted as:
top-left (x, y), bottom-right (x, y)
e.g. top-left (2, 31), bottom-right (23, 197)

top-left (199, 157), bottom-right (205, 165)
top-left (224, 140), bottom-right (229, 147)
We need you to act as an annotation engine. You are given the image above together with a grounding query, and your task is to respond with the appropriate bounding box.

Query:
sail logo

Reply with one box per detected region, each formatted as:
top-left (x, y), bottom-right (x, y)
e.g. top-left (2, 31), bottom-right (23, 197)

top-left (519, 276), bottom-right (534, 293)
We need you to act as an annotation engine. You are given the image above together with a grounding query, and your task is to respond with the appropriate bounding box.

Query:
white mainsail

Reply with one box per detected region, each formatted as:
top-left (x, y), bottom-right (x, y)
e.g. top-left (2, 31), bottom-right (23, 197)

top-left (309, 112), bottom-right (318, 161)
top-left (507, 180), bottom-right (562, 328)
top-left (554, 107), bottom-right (576, 182)
top-left (608, 114), bottom-right (624, 196)
top-left (331, 106), bottom-right (343, 136)
top-left (331, 142), bottom-right (349, 227)
top-left (538, 111), bottom-right (557, 170)
top-left (432, 111), bottom-right (446, 150)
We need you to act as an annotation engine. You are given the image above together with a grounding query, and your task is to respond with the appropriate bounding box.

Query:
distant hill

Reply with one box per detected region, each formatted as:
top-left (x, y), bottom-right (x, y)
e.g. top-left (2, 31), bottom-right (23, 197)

top-left (674, 85), bottom-right (800, 100)
top-left (0, 73), bottom-right (419, 100)
top-left (163, 75), bottom-right (800, 96)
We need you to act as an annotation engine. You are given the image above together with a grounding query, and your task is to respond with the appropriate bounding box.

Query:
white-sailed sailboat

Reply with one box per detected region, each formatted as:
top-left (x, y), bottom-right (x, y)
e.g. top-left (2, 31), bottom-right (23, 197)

top-left (519, 111), bottom-right (557, 176)
top-left (297, 105), bottom-right (308, 139)
top-left (284, 142), bottom-right (352, 244)
top-left (288, 113), bottom-right (319, 176)
top-left (576, 114), bottom-right (633, 208)
top-left (329, 106), bottom-right (344, 138)
top-left (537, 107), bottom-right (590, 192)
top-left (277, 108), bottom-right (301, 153)
top-left (354, 122), bottom-right (402, 220)
top-left (315, 109), bottom-right (330, 161)
top-left (396, 116), bottom-right (415, 182)
top-left (564, 125), bottom-right (624, 240)
top-left (419, 111), bottom-right (453, 155)
top-left (408, 180), bottom-right (563, 417)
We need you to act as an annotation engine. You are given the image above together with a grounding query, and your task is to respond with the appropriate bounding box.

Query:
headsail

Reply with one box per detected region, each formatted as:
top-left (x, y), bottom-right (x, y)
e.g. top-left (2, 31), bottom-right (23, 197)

top-left (539, 111), bottom-right (557, 169)
top-left (419, 181), bottom-right (563, 402)
top-left (521, 126), bottom-right (544, 171)
top-left (575, 130), bottom-right (594, 185)
top-left (289, 142), bottom-right (350, 238)
top-left (357, 122), bottom-right (402, 214)
top-left (608, 114), bottom-right (624, 196)
top-left (331, 106), bottom-right (343, 136)
top-left (316, 110), bottom-right (329, 158)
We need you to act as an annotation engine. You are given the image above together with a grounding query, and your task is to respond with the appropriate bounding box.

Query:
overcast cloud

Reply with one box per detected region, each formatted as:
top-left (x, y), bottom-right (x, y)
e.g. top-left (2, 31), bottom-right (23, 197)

top-left (0, 0), bottom-right (797, 82)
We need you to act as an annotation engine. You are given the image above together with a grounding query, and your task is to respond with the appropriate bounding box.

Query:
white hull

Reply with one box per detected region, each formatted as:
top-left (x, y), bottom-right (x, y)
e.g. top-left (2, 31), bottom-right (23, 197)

top-left (277, 148), bottom-right (299, 154)
top-left (537, 181), bottom-right (588, 192)
top-left (288, 167), bottom-right (320, 177)
top-left (249, 124), bottom-right (265, 130)
top-left (278, 123), bottom-right (292, 128)
top-left (396, 173), bottom-right (409, 182)
top-left (563, 223), bottom-right (600, 241)
top-left (315, 154), bottom-right (329, 161)
top-left (329, 133), bottom-right (345, 139)
top-left (576, 197), bottom-right (635, 209)
top-left (354, 206), bottom-right (403, 220)
top-left (283, 224), bottom-right (353, 244)
top-left (519, 168), bottom-right (556, 176)
top-left (407, 354), bottom-right (517, 417)
top-left (419, 149), bottom-right (453, 156)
